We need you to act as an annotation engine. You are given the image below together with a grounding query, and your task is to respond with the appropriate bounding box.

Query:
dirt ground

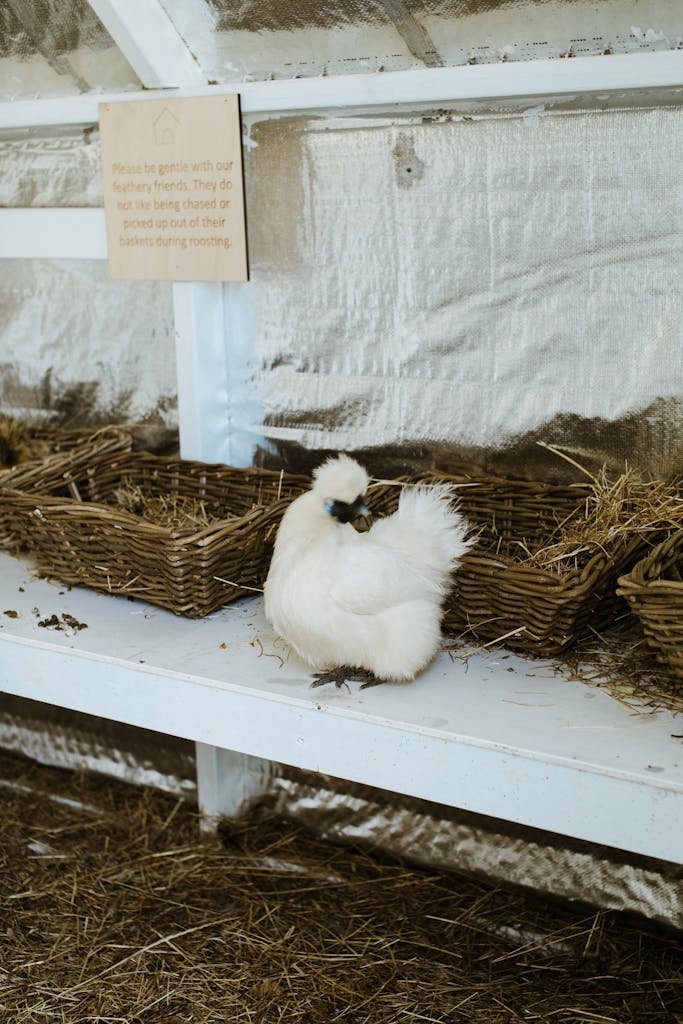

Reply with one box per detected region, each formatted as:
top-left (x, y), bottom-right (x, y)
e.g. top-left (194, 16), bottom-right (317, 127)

top-left (0, 750), bottom-right (681, 1023)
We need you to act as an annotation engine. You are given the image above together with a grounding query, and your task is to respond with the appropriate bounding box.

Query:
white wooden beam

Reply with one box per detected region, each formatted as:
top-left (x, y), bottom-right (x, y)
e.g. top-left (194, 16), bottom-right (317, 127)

top-left (0, 208), bottom-right (107, 259)
top-left (1, 50), bottom-right (682, 129)
top-left (87, 0), bottom-right (206, 89)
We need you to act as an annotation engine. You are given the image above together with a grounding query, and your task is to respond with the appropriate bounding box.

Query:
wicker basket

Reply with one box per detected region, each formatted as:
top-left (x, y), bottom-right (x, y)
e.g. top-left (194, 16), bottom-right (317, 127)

top-left (0, 432), bottom-right (308, 617)
top-left (617, 531), bottom-right (683, 680)
top-left (0, 429), bottom-right (134, 549)
top-left (416, 469), bottom-right (653, 656)
top-left (0, 419), bottom-right (130, 474)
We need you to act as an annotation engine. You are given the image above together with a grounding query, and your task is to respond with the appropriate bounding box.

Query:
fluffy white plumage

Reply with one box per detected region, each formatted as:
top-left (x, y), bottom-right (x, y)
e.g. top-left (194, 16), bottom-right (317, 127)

top-left (264, 455), bottom-right (472, 682)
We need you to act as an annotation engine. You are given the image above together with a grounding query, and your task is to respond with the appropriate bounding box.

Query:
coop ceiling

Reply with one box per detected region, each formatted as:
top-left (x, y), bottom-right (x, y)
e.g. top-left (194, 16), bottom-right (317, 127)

top-left (0, 0), bottom-right (141, 98)
top-left (159, 0), bottom-right (682, 82)
top-left (0, 0), bottom-right (680, 98)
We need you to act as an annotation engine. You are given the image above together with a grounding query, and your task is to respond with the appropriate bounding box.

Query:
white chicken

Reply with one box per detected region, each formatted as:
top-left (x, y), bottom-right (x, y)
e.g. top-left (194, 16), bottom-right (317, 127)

top-left (264, 455), bottom-right (472, 688)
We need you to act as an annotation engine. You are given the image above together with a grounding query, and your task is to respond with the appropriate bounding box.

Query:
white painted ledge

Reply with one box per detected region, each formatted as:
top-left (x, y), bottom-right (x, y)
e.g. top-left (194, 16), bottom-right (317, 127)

top-left (0, 50), bottom-right (682, 129)
top-left (1, 553), bottom-right (681, 863)
top-left (0, 209), bottom-right (107, 260)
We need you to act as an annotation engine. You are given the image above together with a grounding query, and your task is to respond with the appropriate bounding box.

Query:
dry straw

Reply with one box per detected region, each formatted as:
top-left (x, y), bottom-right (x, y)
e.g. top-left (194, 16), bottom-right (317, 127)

top-left (0, 415), bottom-right (31, 470)
top-left (113, 482), bottom-right (225, 532)
top-left (558, 616), bottom-right (683, 715)
top-left (521, 444), bottom-right (683, 574)
top-left (418, 446), bottom-right (683, 657)
top-left (1, 749), bottom-right (680, 1024)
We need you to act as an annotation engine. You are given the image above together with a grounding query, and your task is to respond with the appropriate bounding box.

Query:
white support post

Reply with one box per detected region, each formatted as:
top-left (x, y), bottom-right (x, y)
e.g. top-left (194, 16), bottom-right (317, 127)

top-left (86, 0), bottom-right (269, 828)
top-left (172, 281), bottom-right (225, 463)
top-left (196, 744), bottom-right (276, 833)
top-left (173, 281), bottom-right (274, 831)
top-left (87, 0), bottom-right (206, 88)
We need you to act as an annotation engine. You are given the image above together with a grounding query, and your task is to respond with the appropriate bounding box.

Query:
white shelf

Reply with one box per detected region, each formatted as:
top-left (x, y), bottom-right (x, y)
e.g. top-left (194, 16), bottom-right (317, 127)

top-left (1, 552), bottom-right (681, 863)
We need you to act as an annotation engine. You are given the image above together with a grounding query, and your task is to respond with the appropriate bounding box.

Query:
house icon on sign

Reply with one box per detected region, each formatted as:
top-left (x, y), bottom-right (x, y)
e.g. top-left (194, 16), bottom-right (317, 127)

top-left (153, 107), bottom-right (181, 146)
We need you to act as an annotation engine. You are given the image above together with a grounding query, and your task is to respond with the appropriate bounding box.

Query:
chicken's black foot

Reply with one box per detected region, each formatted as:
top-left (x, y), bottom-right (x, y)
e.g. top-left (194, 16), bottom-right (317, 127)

top-left (358, 673), bottom-right (384, 690)
top-left (310, 667), bottom-right (383, 692)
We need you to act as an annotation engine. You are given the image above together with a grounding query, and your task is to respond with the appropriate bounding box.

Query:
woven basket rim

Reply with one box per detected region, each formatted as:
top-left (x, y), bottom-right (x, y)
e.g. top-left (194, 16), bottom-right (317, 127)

top-left (0, 427), bottom-right (132, 485)
top-left (421, 467), bottom-right (594, 496)
top-left (1, 441), bottom-right (309, 544)
top-left (4, 487), bottom-right (296, 545)
top-left (617, 529), bottom-right (683, 595)
top-left (463, 535), bottom-right (645, 583)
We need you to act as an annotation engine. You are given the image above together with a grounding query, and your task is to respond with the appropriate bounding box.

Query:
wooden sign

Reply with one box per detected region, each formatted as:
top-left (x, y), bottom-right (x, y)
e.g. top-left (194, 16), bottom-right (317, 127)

top-left (99, 94), bottom-right (248, 282)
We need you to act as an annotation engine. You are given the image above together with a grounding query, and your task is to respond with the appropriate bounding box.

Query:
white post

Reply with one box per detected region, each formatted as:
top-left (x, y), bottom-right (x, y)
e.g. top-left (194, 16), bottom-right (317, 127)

top-left (173, 281), bottom-right (276, 829)
top-left (195, 744), bottom-right (276, 833)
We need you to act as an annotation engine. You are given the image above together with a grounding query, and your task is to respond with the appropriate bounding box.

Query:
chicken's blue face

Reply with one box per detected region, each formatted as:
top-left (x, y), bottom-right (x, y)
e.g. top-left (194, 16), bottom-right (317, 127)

top-left (325, 493), bottom-right (370, 529)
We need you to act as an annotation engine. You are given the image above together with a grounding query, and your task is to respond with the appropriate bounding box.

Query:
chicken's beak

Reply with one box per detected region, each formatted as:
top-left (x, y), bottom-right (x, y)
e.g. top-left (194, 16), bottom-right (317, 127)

top-left (352, 504), bottom-right (372, 533)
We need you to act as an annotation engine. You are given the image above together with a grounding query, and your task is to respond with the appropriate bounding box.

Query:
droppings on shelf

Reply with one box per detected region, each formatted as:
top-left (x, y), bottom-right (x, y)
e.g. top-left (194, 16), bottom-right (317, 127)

top-left (37, 612), bottom-right (88, 636)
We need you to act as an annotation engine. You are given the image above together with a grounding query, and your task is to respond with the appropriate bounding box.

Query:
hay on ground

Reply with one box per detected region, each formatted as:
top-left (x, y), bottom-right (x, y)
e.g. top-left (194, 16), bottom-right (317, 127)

top-left (0, 750), bottom-right (680, 1024)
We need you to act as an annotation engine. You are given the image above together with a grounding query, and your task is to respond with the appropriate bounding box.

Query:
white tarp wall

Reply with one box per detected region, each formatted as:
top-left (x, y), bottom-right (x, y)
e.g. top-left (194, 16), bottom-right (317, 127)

top-left (233, 103), bottom-right (683, 480)
top-left (3, 102), bottom-right (681, 477)
top-left (1, 0), bottom-right (682, 468)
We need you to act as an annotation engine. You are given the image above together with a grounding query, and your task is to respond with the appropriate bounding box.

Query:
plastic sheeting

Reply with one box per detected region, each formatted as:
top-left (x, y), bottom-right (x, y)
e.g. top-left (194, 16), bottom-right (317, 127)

top-left (0, 260), bottom-right (177, 426)
top-left (160, 0), bottom-right (682, 81)
top-left (266, 768), bottom-right (683, 931)
top-left (0, 0), bottom-right (140, 99)
top-left (1, 696), bottom-right (680, 928)
top-left (0, 695), bottom-right (196, 797)
top-left (234, 104), bottom-right (683, 481)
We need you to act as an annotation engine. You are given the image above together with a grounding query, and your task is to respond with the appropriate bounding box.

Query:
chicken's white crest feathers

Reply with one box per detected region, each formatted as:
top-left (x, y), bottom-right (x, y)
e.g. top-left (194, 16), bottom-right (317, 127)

top-left (312, 454), bottom-right (369, 504)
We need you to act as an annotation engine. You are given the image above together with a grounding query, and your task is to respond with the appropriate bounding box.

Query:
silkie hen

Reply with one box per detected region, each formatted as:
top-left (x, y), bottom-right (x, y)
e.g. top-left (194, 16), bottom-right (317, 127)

top-left (264, 455), bottom-right (471, 688)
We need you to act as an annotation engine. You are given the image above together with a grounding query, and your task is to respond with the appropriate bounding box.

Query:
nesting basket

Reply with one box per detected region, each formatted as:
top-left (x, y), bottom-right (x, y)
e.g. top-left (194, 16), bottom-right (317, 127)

top-left (0, 429), bottom-right (134, 549)
top-left (0, 417), bottom-right (125, 473)
top-left (617, 531), bottom-right (683, 681)
top-left (0, 430), bottom-right (308, 617)
top-left (417, 469), bottom-right (654, 656)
